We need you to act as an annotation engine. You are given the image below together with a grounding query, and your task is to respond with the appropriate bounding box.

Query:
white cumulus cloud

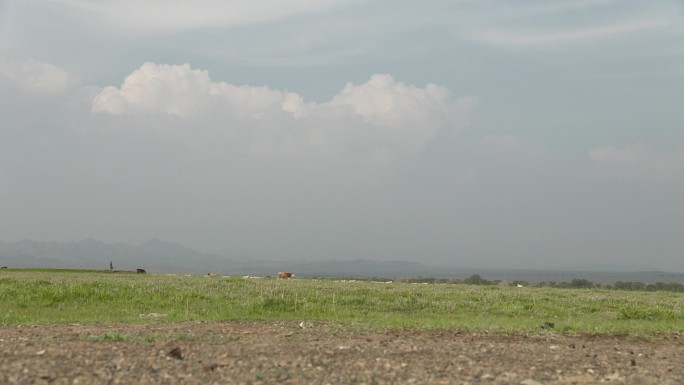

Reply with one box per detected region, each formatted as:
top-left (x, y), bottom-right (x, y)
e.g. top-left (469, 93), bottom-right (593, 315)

top-left (92, 62), bottom-right (477, 159)
top-left (92, 63), bottom-right (284, 117)
top-left (328, 74), bottom-right (451, 127)
top-left (0, 57), bottom-right (77, 95)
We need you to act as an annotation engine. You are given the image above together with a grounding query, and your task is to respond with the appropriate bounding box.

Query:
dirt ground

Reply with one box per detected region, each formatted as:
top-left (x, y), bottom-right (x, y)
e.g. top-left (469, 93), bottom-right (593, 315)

top-left (1, 321), bottom-right (682, 385)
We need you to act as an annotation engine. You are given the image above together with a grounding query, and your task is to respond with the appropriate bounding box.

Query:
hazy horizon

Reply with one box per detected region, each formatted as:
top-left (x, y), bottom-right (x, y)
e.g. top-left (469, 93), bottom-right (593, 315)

top-left (1, 1), bottom-right (683, 271)
top-left (0, 237), bottom-right (679, 274)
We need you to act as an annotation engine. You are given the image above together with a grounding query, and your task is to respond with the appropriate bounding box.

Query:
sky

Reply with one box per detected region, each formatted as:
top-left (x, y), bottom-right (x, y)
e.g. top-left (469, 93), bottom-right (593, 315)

top-left (1, 0), bottom-right (683, 271)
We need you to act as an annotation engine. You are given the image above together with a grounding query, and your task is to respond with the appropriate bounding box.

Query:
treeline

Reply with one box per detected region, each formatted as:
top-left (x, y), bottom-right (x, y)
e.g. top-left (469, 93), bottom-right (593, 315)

top-left (528, 279), bottom-right (684, 292)
top-left (358, 275), bottom-right (684, 293)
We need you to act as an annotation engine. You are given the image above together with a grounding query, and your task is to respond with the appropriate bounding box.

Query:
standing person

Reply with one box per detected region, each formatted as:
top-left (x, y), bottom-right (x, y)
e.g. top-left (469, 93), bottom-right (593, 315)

top-left (110, 261), bottom-right (113, 271)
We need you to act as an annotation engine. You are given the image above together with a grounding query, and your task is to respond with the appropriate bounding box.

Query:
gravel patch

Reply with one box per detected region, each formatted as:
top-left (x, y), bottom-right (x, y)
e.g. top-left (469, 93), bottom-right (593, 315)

top-left (1, 321), bottom-right (682, 384)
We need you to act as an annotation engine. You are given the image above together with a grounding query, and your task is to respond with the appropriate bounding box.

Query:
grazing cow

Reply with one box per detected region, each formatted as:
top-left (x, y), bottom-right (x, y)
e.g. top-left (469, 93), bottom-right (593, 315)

top-left (0, 266), bottom-right (7, 269)
top-left (277, 271), bottom-right (294, 279)
top-left (136, 268), bottom-right (146, 274)
top-left (207, 272), bottom-right (218, 277)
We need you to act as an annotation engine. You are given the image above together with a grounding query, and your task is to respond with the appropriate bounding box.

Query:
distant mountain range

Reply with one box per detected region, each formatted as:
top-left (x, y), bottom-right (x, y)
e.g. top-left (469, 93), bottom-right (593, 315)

top-left (2, 239), bottom-right (683, 284)
top-left (0, 239), bottom-right (228, 273)
top-left (0, 239), bottom-right (440, 277)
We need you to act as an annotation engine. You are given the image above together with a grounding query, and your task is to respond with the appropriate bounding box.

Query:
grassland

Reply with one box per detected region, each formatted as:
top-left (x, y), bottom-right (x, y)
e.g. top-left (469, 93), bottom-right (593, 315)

top-left (1, 269), bottom-right (683, 335)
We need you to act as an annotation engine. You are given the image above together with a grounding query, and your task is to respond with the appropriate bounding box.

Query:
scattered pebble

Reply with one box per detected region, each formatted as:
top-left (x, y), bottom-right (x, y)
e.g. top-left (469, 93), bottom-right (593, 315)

top-left (0, 322), bottom-right (681, 384)
top-left (520, 379), bottom-right (543, 385)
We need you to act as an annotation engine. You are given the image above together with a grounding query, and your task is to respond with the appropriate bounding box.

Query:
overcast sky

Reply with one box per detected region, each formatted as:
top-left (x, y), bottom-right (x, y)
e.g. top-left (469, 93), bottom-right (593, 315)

top-left (1, 0), bottom-right (683, 271)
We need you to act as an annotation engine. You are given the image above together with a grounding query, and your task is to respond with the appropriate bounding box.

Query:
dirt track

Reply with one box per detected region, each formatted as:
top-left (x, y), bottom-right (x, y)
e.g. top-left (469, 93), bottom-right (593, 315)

top-left (1, 321), bottom-right (682, 385)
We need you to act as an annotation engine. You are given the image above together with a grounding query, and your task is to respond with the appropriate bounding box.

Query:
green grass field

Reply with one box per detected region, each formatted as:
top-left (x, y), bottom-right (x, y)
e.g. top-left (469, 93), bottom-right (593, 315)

top-left (1, 269), bottom-right (683, 336)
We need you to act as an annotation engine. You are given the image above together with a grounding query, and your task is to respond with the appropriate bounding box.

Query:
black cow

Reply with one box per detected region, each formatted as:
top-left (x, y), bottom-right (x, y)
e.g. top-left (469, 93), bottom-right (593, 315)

top-left (136, 268), bottom-right (146, 274)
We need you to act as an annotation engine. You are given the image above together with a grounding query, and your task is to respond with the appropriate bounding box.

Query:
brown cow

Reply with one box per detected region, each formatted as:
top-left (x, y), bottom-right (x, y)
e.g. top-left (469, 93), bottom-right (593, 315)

top-left (277, 272), bottom-right (294, 279)
top-left (136, 268), bottom-right (146, 274)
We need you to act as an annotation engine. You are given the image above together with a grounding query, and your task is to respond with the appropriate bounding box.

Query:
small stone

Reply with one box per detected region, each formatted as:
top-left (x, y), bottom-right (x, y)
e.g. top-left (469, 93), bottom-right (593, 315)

top-left (627, 374), bottom-right (657, 385)
top-left (605, 372), bottom-right (621, 381)
top-left (565, 374), bottom-right (595, 383)
top-left (520, 379), bottom-right (543, 385)
top-left (216, 355), bottom-right (233, 366)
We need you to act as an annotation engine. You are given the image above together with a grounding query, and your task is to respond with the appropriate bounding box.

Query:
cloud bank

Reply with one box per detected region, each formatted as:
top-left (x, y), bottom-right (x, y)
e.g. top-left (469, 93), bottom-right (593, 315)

top-left (92, 62), bottom-right (478, 159)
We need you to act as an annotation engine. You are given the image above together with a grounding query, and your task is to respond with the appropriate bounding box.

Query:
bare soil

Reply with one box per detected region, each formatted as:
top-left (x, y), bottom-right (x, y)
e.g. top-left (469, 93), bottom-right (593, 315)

top-left (1, 321), bottom-right (682, 385)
